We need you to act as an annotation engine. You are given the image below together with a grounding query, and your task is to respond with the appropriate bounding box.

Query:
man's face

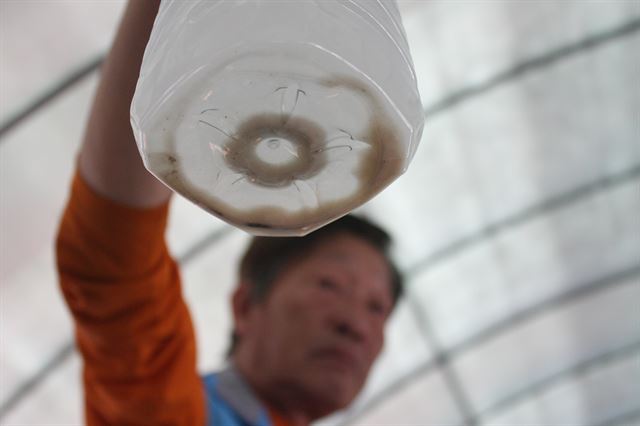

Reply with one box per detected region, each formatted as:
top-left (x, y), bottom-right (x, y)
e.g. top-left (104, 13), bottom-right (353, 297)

top-left (233, 233), bottom-right (394, 418)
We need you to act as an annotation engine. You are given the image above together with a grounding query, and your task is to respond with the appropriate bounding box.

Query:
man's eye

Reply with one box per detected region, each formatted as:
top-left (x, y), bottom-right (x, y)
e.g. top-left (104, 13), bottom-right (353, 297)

top-left (368, 301), bottom-right (386, 316)
top-left (319, 278), bottom-right (338, 291)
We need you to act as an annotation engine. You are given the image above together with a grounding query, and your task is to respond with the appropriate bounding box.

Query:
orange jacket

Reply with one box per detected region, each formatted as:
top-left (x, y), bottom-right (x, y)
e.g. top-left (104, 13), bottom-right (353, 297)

top-left (56, 170), bottom-right (206, 424)
top-left (57, 171), bottom-right (293, 425)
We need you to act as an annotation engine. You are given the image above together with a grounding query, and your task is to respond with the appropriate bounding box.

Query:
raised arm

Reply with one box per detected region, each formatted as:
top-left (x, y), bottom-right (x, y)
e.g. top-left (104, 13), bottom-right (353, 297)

top-left (79, 0), bottom-right (171, 207)
top-left (57, 1), bottom-right (205, 424)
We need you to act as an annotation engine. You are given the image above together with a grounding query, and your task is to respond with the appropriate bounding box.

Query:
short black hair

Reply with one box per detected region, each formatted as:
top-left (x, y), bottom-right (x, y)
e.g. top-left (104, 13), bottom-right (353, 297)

top-left (228, 214), bottom-right (403, 356)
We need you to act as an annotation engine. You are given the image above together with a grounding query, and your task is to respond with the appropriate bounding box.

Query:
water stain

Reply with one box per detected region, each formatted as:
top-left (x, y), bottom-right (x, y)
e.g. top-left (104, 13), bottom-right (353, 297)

top-left (147, 75), bottom-right (406, 236)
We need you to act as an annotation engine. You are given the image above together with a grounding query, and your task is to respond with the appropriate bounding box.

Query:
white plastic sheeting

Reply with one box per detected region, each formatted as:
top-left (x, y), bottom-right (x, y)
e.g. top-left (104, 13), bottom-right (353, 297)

top-left (1, 1), bottom-right (638, 425)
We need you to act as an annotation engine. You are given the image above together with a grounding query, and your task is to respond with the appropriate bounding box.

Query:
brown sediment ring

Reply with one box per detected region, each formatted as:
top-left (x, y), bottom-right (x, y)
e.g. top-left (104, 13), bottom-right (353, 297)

top-left (224, 114), bottom-right (328, 187)
top-left (155, 75), bottom-right (406, 234)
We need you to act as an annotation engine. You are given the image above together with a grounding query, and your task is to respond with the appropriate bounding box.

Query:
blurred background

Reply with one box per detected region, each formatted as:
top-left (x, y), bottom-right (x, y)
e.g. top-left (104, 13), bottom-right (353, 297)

top-left (1, 1), bottom-right (639, 425)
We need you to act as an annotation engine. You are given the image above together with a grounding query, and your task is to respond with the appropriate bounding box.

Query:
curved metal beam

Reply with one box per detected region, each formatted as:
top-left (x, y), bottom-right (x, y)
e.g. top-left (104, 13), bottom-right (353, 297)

top-left (0, 55), bottom-right (103, 139)
top-left (423, 18), bottom-right (640, 117)
top-left (340, 266), bottom-right (640, 425)
top-left (1, 14), bottom-right (639, 423)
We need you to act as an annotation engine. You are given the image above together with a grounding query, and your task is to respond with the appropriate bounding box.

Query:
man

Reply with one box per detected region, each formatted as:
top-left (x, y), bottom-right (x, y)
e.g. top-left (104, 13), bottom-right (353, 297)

top-left (56, 1), bottom-right (402, 425)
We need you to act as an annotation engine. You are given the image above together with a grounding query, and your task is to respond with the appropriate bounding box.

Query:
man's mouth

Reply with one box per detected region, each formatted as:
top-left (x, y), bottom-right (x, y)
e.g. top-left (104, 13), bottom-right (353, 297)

top-left (312, 348), bottom-right (360, 373)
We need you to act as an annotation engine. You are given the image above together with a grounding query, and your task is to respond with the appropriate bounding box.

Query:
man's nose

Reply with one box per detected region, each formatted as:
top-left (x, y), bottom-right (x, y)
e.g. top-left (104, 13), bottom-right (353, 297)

top-left (330, 306), bottom-right (368, 344)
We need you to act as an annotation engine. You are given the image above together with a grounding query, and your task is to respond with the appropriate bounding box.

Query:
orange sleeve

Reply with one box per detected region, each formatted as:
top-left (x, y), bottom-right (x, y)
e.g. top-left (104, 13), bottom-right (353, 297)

top-left (55, 171), bottom-right (206, 425)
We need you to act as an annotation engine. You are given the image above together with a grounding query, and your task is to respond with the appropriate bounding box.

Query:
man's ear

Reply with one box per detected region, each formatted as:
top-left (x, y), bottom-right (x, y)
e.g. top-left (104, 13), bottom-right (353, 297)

top-left (231, 283), bottom-right (255, 338)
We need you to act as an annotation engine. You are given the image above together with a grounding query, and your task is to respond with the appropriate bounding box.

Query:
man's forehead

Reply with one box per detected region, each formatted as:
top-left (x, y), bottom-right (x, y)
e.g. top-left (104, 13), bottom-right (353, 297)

top-left (309, 234), bottom-right (392, 289)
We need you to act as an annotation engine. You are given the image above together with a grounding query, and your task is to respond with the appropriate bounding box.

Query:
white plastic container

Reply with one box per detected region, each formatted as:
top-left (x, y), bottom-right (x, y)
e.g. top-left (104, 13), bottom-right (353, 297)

top-left (131, 0), bottom-right (424, 236)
